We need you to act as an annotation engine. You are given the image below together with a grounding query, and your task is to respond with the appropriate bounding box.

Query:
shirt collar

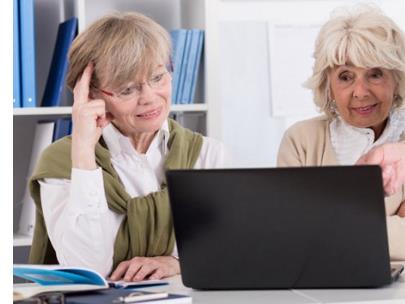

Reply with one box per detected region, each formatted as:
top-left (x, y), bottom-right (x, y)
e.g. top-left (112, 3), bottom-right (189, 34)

top-left (102, 119), bottom-right (170, 157)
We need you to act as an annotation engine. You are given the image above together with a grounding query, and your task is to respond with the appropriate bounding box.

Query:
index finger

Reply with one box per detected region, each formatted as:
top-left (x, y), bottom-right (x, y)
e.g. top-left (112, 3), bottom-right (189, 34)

top-left (73, 63), bottom-right (94, 105)
top-left (109, 261), bottom-right (130, 281)
top-left (356, 147), bottom-right (383, 166)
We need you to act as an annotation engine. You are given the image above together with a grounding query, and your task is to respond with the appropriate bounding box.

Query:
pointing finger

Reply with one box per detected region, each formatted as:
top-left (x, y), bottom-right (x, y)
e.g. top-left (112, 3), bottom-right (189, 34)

top-left (73, 63), bottom-right (94, 105)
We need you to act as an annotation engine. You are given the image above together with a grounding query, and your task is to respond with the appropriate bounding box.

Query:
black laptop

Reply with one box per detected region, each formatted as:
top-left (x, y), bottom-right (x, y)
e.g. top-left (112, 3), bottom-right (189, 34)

top-left (166, 166), bottom-right (403, 289)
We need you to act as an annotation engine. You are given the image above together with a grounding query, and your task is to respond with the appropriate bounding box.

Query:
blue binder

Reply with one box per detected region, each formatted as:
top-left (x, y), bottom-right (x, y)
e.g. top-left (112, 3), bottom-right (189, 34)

top-left (181, 30), bottom-right (204, 104)
top-left (13, 0), bottom-right (21, 108)
top-left (52, 118), bottom-right (72, 142)
top-left (176, 30), bottom-right (192, 104)
top-left (42, 18), bottom-right (78, 107)
top-left (189, 31), bottom-right (204, 104)
top-left (170, 30), bottom-right (187, 104)
top-left (19, 0), bottom-right (37, 107)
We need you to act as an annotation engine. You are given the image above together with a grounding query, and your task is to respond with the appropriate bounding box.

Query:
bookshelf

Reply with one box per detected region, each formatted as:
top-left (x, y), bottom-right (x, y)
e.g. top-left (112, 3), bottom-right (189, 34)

top-left (13, 0), bottom-right (212, 263)
top-left (13, 104), bottom-right (208, 116)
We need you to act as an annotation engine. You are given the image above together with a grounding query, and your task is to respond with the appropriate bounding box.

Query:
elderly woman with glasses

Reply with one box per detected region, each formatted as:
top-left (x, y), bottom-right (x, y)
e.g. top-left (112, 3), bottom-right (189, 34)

top-left (277, 5), bottom-right (405, 260)
top-left (29, 12), bottom-right (228, 281)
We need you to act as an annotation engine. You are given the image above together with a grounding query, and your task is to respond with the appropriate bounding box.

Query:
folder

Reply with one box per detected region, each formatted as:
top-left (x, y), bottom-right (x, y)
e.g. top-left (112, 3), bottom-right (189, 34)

top-left (189, 31), bottom-right (204, 104)
top-left (19, 0), bottom-right (37, 107)
top-left (52, 118), bottom-right (72, 142)
top-left (18, 121), bottom-right (55, 236)
top-left (177, 30), bottom-right (192, 104)
top-left (42, 18), bottom-right (78, 107)
top-left (181, 30), bottom-right (204, 104)
top-left (170, 30), bottom-right (188, 104)
top-left (13, 0), bottom-right (21, 108)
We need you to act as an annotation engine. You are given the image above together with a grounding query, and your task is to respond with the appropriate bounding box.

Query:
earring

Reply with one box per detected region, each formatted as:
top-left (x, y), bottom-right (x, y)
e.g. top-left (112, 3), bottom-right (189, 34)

top-left (329, 99), bottom-right (337, 114)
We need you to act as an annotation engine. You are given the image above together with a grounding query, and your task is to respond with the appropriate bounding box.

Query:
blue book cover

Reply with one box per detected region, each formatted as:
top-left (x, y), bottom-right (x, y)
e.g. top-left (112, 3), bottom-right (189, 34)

top-left (19, 0), bottom-right (37, 107)
top-left (52, 118), bottom-right (72, 142)
top-left (42, 18), bottom-right (78, 107)
top-left (182, 30), bottom-right (204, 104)
top-left (177, 30), bottom-right (192, 104)
top-left (13, 0), bottom-right (21, 108)
top-left (170, 30), bottom-right (187, 105)
top-left (189, 31), bottom-right (204, 104)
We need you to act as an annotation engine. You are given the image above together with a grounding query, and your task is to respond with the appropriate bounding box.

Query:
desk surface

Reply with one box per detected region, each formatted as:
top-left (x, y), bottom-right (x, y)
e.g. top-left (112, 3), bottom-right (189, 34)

top-left (146, 262), bottom-right (405, 304)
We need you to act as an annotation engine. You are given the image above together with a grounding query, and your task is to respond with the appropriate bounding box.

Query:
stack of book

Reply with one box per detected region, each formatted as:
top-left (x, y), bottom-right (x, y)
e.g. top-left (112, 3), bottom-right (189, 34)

top-left (170, 29), bottom-right (204, 105)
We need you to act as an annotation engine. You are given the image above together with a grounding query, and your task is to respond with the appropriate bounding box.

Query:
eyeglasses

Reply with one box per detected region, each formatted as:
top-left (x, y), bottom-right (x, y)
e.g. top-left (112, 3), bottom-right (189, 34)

top-left (15, 292), bottom-right (65, 304)
top-left (92, 69), bottom-right (171, 103)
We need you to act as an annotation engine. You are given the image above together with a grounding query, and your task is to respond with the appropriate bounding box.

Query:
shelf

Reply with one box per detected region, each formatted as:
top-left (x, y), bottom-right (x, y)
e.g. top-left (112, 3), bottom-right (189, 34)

top-left (171, 103), bottom-right (208, 112)
top-left (13, 233), bottom-right (32, 247)
top-left (13, 104), bottom-right (208, 116)
top-left (14, 107), bottom-right (72, 116)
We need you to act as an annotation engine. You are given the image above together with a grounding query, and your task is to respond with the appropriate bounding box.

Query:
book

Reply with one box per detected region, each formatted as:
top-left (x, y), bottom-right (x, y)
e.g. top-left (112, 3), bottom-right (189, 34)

top-left (13, 0), bottom-right (21, 108)
top-left (176, 30), bottom-right (192, 104)
top-left (13, 264), bottom-right (169, 300)
top-left (42, 17), bottom-right (78, 107)
top-left (18, 121), bottom-right (55, 236)
top-left (188, 31), bottom-right (204, 104)
top-left (180, 30), bottom-right (204, 104)
top-left (170, 30), bottom-right (188, 104)
top-left (52, 118), bottom-right (72, 142)
top-left (19, 0), bottom-right (37, 107)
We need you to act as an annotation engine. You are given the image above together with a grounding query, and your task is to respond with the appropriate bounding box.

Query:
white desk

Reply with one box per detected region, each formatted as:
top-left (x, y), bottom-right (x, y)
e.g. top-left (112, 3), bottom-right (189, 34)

top-left (146, 262), bottom-right (405, 304)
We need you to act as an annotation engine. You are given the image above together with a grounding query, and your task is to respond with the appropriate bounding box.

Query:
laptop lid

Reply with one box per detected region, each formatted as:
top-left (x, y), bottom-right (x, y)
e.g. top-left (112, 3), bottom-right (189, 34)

top-left (166, 166), bottom-right (392, 289)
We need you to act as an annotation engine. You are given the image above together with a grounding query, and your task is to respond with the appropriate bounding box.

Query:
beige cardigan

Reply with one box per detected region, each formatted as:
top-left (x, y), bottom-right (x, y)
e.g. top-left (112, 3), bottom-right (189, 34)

top-left (277, 115), bottom-right (405, 260)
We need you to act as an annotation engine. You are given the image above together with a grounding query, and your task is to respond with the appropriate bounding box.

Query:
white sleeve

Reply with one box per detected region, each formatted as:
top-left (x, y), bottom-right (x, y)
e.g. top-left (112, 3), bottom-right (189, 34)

top-left (194, 136), bottom-right (233, 169)
top-left (39, 167), bottom-right (120, 277)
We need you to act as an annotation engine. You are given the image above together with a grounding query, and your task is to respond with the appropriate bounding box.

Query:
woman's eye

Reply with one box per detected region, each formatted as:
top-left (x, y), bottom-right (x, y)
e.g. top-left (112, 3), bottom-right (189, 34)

top-left (338, 72), bottom-right (353, 82)
top-left (370, 69), bottom-right (383, 79)
top-left (120, 87), bottom-right (135, 96)
top-left (151, 73), bottom-right (164, 83)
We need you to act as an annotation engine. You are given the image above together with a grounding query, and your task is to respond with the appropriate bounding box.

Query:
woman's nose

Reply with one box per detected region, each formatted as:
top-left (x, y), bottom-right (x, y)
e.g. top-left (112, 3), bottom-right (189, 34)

top-left (137, 83), bottom-right (155, 105)
top-left (352, 77), bottom-right (370, 100)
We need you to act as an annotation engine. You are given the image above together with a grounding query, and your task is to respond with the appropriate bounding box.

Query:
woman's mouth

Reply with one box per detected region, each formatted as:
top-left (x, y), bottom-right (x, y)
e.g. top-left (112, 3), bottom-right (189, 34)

top-left (136, 108), bottom-right (162, 120)
top-left (352, 104), bottom-right (378, 115)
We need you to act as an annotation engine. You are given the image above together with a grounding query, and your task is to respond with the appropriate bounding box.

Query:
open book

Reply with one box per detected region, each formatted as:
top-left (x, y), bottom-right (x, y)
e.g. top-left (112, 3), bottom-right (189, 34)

top-left (13, 264), bottom-right (168, 301)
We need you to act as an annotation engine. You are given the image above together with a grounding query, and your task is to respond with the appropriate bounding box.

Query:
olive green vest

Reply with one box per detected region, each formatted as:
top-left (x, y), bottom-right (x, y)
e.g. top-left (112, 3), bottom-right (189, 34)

top-left (28, 119), bottom-right (203, 271)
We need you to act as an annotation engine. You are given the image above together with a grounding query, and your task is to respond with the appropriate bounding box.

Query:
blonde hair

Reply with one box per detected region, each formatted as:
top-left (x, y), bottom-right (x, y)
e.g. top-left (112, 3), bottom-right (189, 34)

top-left (305, 5), bottom-right (405, 117)
top-left (67, 11), bottom-right (171, 91)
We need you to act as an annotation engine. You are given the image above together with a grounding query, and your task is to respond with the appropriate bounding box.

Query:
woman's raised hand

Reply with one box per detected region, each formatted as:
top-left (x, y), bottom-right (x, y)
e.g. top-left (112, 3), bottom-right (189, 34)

top-left (71, 64), bottom-right (113, 170)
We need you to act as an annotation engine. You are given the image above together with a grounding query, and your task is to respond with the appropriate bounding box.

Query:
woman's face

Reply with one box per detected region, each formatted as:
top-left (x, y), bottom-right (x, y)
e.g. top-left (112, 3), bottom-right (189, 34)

top-left (329, 64), bottom-right (397, 137)
top-left (97, 64), bottom-right (172, 137)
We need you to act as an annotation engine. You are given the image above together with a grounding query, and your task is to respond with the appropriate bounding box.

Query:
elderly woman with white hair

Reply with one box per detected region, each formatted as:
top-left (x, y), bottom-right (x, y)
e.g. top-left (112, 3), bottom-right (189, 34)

top-left (277, 6), bottom-right (405, 260)
top-left (28, 12), bottom-right (227, 280)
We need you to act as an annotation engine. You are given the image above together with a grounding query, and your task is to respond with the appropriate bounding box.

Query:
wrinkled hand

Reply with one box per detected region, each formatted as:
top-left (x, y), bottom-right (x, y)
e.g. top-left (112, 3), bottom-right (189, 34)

top-left (357, 143), bottom-right (405, 196)
top-left (71, 63), bottom-right (113, 170)
top-left (109, 256), bottom-right (180, 282)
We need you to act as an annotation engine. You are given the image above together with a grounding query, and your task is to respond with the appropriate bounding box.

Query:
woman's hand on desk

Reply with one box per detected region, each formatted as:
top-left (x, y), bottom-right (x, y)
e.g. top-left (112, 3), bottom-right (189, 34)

top-left (109, 256), bottom-right (180, 282)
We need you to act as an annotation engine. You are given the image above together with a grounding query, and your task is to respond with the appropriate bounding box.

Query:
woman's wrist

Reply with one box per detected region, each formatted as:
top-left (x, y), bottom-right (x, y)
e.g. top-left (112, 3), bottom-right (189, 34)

top-left (72, 146), bottom-right (97, 170)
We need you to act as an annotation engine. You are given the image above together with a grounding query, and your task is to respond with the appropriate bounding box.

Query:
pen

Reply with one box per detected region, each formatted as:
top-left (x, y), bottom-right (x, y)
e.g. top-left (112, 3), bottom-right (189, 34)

top-left (113, 291), bottom-right (169, 303)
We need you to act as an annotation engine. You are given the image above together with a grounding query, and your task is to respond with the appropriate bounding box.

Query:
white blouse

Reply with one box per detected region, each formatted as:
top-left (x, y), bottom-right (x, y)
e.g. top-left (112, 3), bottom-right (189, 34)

top-left (330, 108), bottom-right (405, 165)
top-left (39, 120), bottom-right (229, 277)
